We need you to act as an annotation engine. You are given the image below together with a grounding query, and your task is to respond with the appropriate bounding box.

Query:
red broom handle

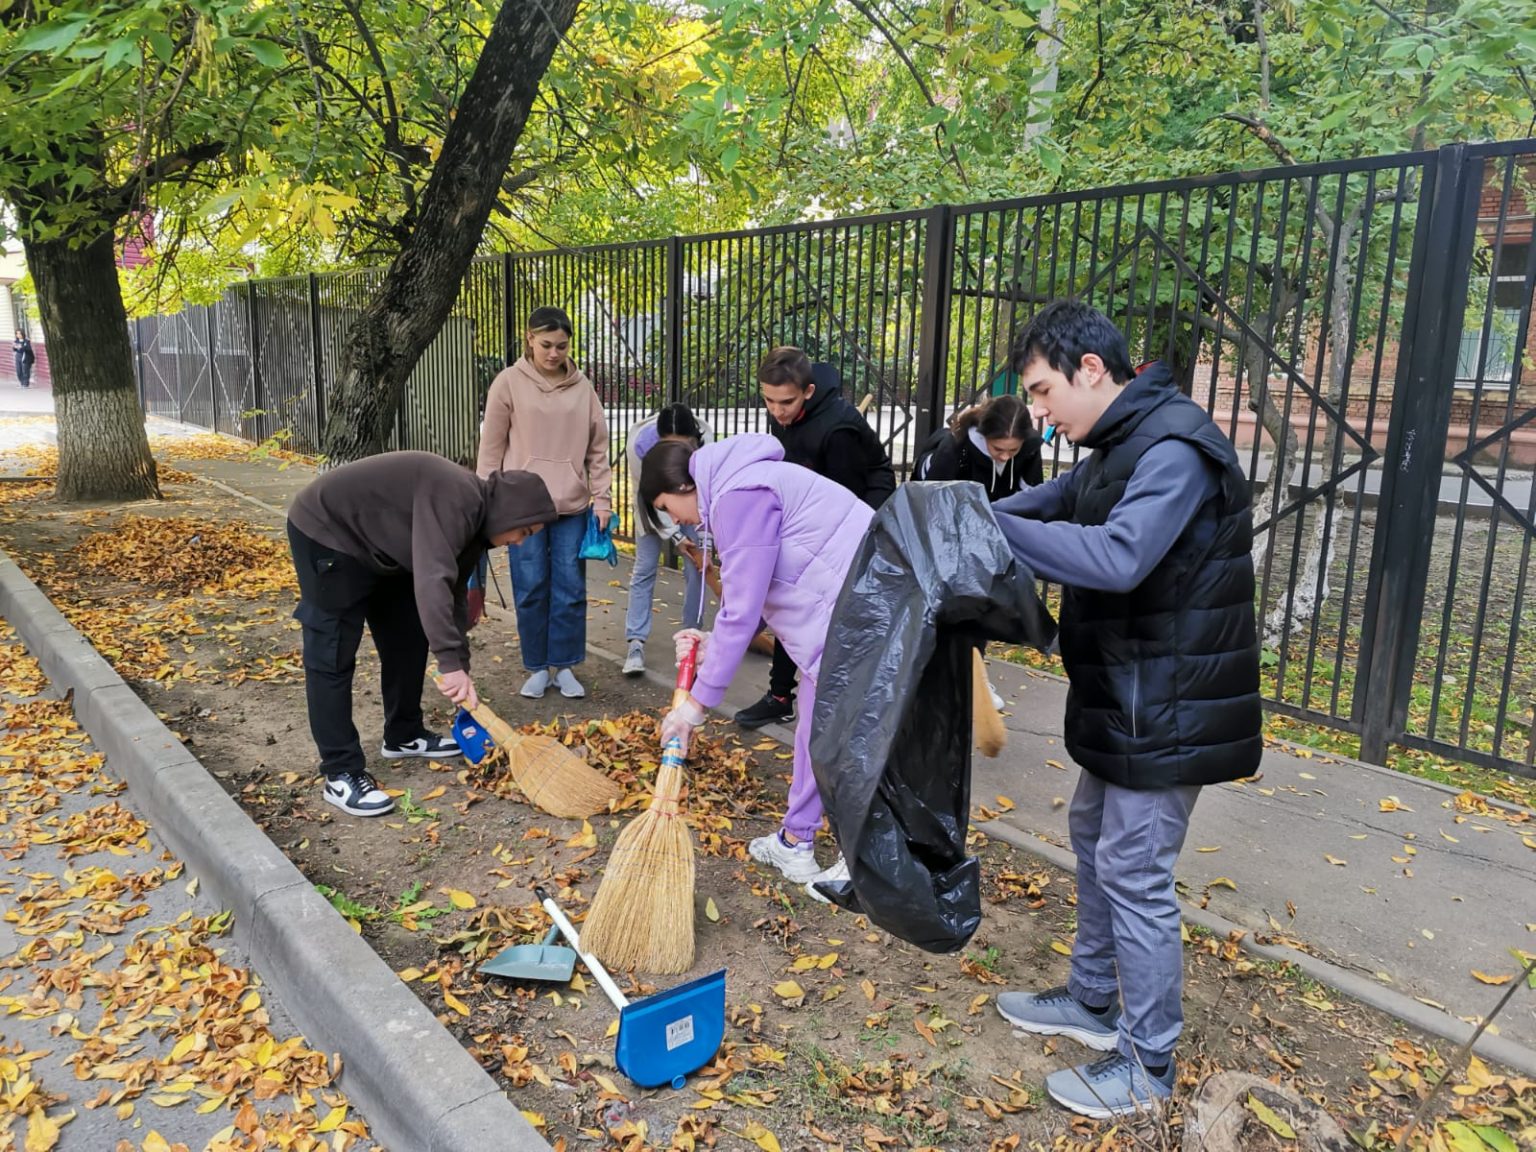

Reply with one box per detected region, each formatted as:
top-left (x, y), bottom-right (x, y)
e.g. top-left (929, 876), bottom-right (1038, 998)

top-left (672, 636), bottom-right (698, 710)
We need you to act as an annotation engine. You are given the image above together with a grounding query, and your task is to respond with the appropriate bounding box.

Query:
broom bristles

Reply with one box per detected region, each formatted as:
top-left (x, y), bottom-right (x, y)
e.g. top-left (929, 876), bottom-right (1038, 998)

top-left (581, 760), bottom-right (696, 974)
top-left (511, 734), bottom-right (623, 818)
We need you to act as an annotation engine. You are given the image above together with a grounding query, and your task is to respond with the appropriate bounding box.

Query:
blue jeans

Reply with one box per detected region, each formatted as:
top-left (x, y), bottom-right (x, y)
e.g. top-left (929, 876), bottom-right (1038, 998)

top-left (1066, 771), bottom-right (1200, 1067)
top-left (508, 511), bottom-right (588, 670)
top-left (625, 529), bottom-right (703, 643)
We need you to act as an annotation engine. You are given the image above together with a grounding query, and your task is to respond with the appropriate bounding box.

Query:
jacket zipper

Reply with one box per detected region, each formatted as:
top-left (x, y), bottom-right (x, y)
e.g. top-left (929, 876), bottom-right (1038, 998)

top-left (1131, 667), bottom-right (1140, 739)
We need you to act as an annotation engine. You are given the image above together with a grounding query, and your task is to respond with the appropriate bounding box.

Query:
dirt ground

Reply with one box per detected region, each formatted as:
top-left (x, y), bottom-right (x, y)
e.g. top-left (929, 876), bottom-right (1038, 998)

top-left (0, 438), bottom-right (1531, 1152)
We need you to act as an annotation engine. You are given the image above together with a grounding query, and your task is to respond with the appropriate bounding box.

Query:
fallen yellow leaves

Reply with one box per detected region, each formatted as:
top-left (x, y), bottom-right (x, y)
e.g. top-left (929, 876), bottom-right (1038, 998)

top-left (69, 515), bottom-right (295, 599)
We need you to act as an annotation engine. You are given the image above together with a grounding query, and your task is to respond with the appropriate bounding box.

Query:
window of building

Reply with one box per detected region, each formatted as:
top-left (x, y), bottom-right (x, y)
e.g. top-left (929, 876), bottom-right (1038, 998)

top-left (1456, 239), bottom-right (1530, 388)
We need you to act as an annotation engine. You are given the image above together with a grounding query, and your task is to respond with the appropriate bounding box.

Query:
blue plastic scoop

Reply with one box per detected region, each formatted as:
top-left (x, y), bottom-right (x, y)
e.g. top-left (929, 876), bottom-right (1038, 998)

top-left (535, 885), bottom-right (725, 1090)
top-left (451, 709), bottom-right (491, 764)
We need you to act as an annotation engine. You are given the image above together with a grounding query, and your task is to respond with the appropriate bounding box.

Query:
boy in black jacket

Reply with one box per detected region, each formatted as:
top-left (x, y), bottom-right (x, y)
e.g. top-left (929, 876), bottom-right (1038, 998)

top-left (734, 346), bottom-right (897, 730)
top-left (991, 302), bottom-right (1261, 1118)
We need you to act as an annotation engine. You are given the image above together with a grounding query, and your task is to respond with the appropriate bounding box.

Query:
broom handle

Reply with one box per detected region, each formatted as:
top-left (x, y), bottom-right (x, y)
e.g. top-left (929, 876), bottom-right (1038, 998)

top-left (533, 885), bottom-right (630, 1011)
top-left (672, 635), bottom-right (699, 711)
top-left (430, 673), bottom-right (522, 750)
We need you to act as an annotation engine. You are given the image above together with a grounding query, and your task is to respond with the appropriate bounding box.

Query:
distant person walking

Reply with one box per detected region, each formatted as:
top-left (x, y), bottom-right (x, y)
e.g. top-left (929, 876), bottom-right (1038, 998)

top-left (12, 331), bottom-right (34, 389)
top-left (476, 306), bottom-right (613, 700)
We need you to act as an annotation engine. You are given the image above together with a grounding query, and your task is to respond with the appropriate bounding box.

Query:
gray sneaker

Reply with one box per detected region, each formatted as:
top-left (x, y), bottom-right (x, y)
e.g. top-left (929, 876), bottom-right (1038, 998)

top-left (1044, 1052), bottom-right (1174, 1118)
top-left (623, 641), bottom-right (645, 677)
top-left (996, 986), bottom-right (1119, 1051)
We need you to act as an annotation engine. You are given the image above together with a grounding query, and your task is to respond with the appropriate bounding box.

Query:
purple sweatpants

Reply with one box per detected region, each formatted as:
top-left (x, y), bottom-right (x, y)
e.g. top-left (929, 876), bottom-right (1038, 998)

top-left (781, 674), bottom-right (824, 842)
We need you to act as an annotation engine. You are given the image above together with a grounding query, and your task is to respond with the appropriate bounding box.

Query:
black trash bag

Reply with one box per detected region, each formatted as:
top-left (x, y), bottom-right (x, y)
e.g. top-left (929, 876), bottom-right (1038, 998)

top-left (810, 482), bottom-right (1057, 952)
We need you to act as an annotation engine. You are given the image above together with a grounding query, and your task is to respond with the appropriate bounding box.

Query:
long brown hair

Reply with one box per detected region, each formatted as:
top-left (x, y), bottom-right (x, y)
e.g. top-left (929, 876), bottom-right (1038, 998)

top-left (637, 439), bottom-right (696, 534)
top-left (953, 393), bottom-right (1031, 441)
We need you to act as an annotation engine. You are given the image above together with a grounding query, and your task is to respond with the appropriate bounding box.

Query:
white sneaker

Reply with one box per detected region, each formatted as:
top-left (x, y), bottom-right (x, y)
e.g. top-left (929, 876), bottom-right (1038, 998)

top-left (520, 670), bottom-right (551, 698)
top-left (748, 831), bottom-right (822, 883)
top-left (324, 772), bottom-right (394, 817)
top-left (554, 667), bottom-right (585, 699)
top-left (622, 641), bottom-right (645, 677)
top-left (805, 855), bottom-right (850, 904)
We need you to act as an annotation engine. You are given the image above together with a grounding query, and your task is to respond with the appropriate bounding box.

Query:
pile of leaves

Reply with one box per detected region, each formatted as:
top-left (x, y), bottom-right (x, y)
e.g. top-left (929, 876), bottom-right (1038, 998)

top-left (0, 634), bottom-right (372, 1152)
top-left (68, 515), bottom-right (296, 598)
top-left (150, 433), bottom-right (313, 468)
top-left (1349, 1040), bottom-right (1535, 1150)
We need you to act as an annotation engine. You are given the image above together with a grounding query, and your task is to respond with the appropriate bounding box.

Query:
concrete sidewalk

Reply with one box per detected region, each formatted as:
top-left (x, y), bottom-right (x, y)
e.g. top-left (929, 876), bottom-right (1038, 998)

top-left (34, 427), bottom-right (1536, 1067)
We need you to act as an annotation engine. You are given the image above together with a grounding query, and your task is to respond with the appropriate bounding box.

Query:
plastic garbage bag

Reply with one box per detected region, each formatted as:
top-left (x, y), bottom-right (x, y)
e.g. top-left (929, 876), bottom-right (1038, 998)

top-left (579, 509), bottom-right (618, 566)
top-left (810, 481), bottom-right (1057, 952)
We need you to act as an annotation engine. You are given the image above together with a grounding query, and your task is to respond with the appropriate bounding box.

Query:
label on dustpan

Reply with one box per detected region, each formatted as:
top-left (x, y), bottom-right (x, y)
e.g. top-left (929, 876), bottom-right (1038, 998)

top-left (665, 1015), bottom-right (694, 1051)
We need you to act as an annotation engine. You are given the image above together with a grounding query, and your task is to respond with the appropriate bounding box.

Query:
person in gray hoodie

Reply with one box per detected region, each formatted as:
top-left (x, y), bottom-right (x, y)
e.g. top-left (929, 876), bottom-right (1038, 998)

top-left (287, 450), bottom-right (556, 817)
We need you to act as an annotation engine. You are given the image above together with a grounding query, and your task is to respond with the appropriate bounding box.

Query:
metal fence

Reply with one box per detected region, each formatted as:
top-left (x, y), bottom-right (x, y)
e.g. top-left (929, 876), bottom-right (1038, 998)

top-left (134, 140), bottom-right (1536, 778)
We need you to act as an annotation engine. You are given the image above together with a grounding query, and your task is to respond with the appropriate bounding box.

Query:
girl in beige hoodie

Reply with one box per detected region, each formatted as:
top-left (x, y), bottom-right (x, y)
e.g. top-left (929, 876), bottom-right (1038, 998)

top-left (476, 306), bottom-right (612, 699)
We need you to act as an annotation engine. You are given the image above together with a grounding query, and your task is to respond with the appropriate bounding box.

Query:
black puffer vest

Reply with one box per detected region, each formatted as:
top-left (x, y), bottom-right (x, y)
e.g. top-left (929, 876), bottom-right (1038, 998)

top-left (1059, 365), bottom-right (1262, 789)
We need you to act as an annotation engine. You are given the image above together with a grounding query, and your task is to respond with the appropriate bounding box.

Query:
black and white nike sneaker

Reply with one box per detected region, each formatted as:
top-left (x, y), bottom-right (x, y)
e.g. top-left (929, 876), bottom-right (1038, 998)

top-left (323, 771), bottom-right (395, 817)
top-left (380, 732), bottom-right (460, 760)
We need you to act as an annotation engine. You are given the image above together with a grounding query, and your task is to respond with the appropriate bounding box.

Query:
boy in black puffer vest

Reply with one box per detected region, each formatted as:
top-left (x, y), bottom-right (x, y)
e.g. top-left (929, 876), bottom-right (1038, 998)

top-left (991, 301), bottom-right (1261, 1119)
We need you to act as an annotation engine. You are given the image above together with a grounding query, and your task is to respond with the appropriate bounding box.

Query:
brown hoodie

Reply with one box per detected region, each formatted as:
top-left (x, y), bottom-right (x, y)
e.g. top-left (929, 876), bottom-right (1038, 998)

top-left (476, 356), bottom-right (612, 516)
top-left (288, 450), bottom-right (556, 672)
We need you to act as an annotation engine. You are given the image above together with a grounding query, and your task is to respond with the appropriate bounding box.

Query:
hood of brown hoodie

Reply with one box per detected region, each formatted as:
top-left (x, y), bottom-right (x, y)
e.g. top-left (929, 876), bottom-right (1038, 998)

top-left (482, 470), bottom-right (558, 538)
top-left (512, 355), bottom-right (587, 394)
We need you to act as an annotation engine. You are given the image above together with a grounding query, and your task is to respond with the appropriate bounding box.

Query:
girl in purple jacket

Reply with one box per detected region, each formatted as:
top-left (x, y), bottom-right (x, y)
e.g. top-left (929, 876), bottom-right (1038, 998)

top-left (639, 434), bottom-right (873, 898)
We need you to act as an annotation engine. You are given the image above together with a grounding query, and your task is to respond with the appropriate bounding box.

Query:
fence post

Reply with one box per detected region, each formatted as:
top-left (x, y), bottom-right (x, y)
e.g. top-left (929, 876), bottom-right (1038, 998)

top-left (132, 317), bottom-right (145, 412)
top-left (247, 284), bottom-right (265, 442)
top-left (1357, 144), bottom-right (1481, 763)
top-left (913, 204), bottom-right (954, 447)
top-left (205, 304), bottom-right (217, 433)
top-left (502, 251), bottom-right (515, 366)
top-left (664, 235), bottom-right (684, 406)
top-left (309, 273), bottom-right (326, 444)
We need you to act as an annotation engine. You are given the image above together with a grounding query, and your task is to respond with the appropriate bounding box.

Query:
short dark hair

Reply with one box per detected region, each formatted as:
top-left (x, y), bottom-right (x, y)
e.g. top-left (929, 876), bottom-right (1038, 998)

top-left (758, 346), bottom-right (814, 389)
top-left (526, 305), bottom-right (573, 337)
top-left (656, 403), bottom-right (705, 444)
top-left (637, 439), bottom-right (697, 534)
top-left (1010, 300), bottom-right (1134, 384)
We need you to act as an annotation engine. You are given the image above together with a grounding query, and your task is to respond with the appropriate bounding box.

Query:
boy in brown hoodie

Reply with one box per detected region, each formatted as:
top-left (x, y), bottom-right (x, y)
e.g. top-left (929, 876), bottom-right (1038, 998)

top-left (287, 450), bottom-right (556, 817)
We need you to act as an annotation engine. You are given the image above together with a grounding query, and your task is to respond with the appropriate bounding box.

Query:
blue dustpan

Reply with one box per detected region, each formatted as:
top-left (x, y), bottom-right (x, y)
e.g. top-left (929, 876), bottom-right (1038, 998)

top-left (536, 886), bottom-right (726, 1090)
top-left (451, 709), bottom-right (492, 764)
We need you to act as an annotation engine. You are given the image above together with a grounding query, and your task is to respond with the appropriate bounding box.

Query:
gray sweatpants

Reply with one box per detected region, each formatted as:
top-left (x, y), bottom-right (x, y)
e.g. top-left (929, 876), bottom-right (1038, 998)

top-left (1065, 771), bottom-right (1200, 1067)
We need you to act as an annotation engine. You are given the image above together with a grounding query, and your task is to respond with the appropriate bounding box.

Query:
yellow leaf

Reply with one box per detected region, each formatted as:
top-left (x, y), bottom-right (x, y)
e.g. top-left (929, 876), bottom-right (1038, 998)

top-left (169, 1033), bottom-right (198, 1062)
top-left (1195, 846), bottom-right (1222, 853)
top-left (752, 741), bottom-right (777, 751)
top-left (1324, 854), bottom-right (1347, 866)
top-left (422, 786), bottom-right (446, 801)
top-left (1246, 1094), bottom-right (1297, 1140)
top-left (1208, 877), bottom-right (1237, 891)
top-left (445, 889), bottom-right (476, 910)
top-left (789, 956), bottom-right (818, 972)
top-left (772, 981), bottom-right (804, 1001)
top-left (817, 952), bottom-right (839, 969)
top-left (314, 1105), bottom-right (347, 1133)
top-left (1050, 940), bottom-right (1072, 955)
top-left (1472, 970), bottom-right (1514, 986)
top-left (397, 967), bottom-right (424, 982)
top-left (195, 1096), bottom-right (225, 1114)
top-left (240, 991), bottom-right (261, 1013)
top-left (742, 1120), bottom-right (782, 1152)
top-left (1523, 837), bottom-right (1536, 852)
top-left (704, 898), bottom-right (719, 922)
top-left (443, 992), bottom-right (471, 1017)
top-left (521, 1110), bottom-right (546, 1128)
top-left (141, 1133), bottom-right (172, 1152)
top-left (565, 821), bottom-right (597, 849)
top-left (994, 795), bottom-right (1016, 812)
top-left (861, 979), bottom-right (877, 1001)
top-left (605, 1019), bottom-right (619, 1038)
top-left (24, 1108), bottom-right (69, 1152)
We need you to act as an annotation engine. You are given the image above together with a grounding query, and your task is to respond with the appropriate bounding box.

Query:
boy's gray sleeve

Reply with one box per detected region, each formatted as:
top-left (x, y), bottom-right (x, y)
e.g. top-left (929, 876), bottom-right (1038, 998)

top-left (995, 441), bottom-right (1219, 592)
top-left (992, 465), bottom-right (1078, 521)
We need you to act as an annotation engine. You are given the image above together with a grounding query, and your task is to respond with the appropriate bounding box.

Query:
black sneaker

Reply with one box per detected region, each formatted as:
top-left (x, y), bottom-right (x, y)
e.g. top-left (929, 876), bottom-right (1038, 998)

top-left (381, 732), bottom-right (460, 760)
top-left (324, 772), bottom-right (395, 817)
top-left (734, 692), bottom-right (795, 730)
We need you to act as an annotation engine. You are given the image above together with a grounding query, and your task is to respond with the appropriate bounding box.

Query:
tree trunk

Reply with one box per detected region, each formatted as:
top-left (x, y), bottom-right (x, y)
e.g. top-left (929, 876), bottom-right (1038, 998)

top-left (25, 229), bottom-right (161, 502)
top-left (321, 0), bottom-right (581, 463)
top-left (1023, 5), bottom-right (1061, 145)
top-left (1244, 279), bottom-right (1301, 570)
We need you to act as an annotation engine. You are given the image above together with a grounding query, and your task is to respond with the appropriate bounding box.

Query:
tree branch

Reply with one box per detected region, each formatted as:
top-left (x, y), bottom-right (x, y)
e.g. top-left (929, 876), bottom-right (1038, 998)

top-left (101, 142), bottom-right (226, 219)
top-left (1218, 111), bottom-right (1297, 165)
top-left (1254, 0), bottom-right (1271, 108)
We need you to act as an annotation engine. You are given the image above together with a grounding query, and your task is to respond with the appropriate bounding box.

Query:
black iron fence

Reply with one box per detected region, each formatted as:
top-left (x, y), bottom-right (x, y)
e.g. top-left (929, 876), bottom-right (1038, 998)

top-left (134, 141), bottom-right (1536, 778)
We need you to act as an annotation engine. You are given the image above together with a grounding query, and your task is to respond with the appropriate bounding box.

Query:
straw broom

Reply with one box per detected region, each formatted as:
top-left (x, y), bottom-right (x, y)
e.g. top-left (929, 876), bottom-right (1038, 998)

top-left (579, 641), bottom-right (699, 974)
top-left (973, 649), bottom-right (1007, 758)
top-left (459, 697), bottom-right (623, 818)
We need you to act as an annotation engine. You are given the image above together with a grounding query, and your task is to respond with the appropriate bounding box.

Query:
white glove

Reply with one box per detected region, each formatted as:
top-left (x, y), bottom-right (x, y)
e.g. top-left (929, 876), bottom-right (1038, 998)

top-left (660, 695), bottom-right (708, 753)
top-left (674, 628), bottom-right (710, 667)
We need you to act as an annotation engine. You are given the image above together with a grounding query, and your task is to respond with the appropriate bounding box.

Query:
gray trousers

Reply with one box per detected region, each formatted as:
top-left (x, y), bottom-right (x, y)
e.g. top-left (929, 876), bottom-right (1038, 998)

top-left (1066, 770), bottom-right (1200, 1067)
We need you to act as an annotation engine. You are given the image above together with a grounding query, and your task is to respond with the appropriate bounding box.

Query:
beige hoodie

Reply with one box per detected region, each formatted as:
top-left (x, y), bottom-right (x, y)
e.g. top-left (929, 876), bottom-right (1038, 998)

top-left (475, 357), bottom-right (612, 516)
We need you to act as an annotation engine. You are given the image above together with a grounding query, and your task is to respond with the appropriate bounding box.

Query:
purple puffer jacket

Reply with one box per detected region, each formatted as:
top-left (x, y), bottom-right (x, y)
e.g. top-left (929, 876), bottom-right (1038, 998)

top-left (690, 435), bottom-right (873, 708)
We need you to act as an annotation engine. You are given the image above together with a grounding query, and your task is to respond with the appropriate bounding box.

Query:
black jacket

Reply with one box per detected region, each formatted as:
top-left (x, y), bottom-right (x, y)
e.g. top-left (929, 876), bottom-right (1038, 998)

top-left (1057, 366), bottom-right (1262, 789)
top-left (13, 338), bottom-right (34, 374)
top-left (770, 364), bottom-right (896, 509)
top-left (914, 423), bottom-right (1044, 502)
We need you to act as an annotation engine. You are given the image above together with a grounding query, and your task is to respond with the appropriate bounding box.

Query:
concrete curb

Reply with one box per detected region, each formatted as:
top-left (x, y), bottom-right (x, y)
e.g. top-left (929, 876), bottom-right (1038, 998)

top-left (0, 547), bottom-right (551, 1152)
top-left (978, 818), bottom-right (1536, 1079)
